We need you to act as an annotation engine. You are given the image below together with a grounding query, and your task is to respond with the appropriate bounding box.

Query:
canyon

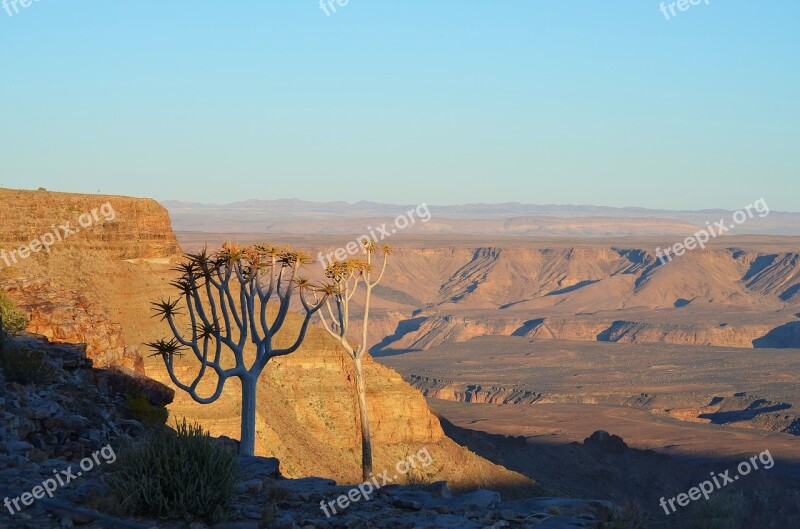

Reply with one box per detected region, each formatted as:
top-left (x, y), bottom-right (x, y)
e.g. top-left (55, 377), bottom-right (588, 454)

top-left (178, 233), bottom-right (800, 353)
top-left (5, 189), bottom-right (800, 527)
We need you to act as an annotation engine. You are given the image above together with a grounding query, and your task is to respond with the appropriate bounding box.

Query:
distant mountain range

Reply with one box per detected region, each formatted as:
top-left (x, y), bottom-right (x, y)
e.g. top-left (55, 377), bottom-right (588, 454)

top-left (162, 199), bottom-right (800, 236)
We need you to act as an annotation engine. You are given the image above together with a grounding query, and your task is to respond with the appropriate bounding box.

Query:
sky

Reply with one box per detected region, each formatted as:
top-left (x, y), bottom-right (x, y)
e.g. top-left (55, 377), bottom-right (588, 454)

top-left (0, 1), bottom-right (798, 211)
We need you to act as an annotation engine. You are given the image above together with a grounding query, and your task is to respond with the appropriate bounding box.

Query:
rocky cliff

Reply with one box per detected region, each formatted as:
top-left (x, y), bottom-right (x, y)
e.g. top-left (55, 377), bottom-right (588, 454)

top-left (1, 278), bottom-right (139, 371)
top-left (0, 188), bottom-right (180, 369)
top-left (0, 188), bottom-right (179, 260)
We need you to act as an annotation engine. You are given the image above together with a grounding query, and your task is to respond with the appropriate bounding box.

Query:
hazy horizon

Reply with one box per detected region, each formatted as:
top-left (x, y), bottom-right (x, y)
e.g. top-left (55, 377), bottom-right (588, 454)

top-left (4, 185), bottom-right (800, 215)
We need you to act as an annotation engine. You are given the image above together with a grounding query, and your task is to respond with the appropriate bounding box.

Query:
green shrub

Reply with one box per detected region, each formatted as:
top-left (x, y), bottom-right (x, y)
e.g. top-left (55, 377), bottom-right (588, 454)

top-left (125, 391), bottom-right (169, 428)
top-left (686, 495), bottom-right (744, 529)
top-left (0, 292), bottom-right (28, 338)
top-left (599, 501), bottom-right (649, 529)
top-left (260, 480), bottom-right (290, 526)
top-left (106, 419), bottom-right (239, 523)
top-left (0, 344), bottom-right (56, 385)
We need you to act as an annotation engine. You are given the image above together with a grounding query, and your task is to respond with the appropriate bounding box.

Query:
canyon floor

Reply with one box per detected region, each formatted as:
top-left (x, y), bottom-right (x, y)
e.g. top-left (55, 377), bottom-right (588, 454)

top-left (385, 337), bottom-right (800, 450)
top-left (378, 337), bottom-right (800, 523)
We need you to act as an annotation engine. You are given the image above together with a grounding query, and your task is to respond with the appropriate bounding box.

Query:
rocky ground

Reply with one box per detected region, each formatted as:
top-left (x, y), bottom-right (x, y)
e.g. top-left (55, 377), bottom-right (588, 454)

top-left (1, 335), bottom-right (621, 529)
top-left (2, 453), bottom-right (616, 529)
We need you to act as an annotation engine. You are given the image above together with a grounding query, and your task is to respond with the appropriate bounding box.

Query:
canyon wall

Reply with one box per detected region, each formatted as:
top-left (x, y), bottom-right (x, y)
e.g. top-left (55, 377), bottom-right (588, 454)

top-left (178, 234), bottom-right (800, 350)
top-left (1, 188), bottom-right (180, 368)
top-left (345, 244), bottom-right (800, 351)
top-left (0, 188), bottom-right (180, 260)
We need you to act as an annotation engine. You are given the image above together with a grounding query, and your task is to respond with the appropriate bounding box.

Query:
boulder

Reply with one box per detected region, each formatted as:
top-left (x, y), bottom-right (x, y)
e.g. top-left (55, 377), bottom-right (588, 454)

top-left (94, 367), bottom-right (175, 406)
top-left (238, 455), bottom-right (281, 481)
top-left (446, 489), bottom-right (500, 512)
top-left (583, 430), bottom-right (628, 454)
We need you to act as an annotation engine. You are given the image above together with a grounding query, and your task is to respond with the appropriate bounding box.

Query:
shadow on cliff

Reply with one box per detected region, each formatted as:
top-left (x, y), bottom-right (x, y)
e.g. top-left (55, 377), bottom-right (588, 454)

top-left (370, 317), bottom-right (427, 357)
top-left (511, 318), bottom-right (545, 336)
top-left (699, 399), bottom-right (792, 425)
top-left (753, 322), bottom-right (800, 348)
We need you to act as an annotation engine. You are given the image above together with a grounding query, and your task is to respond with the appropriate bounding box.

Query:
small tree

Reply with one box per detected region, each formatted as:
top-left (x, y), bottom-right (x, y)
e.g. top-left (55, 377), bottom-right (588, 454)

top-left (317, 242), bottom-right (391, 481)
top-left (148, 244), bottom-right (328, 456)
top-left (0, 292), bottom-right (28, 346)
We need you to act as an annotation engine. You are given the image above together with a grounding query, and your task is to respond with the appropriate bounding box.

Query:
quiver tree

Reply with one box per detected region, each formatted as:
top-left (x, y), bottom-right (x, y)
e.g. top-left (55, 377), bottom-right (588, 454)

top-left (317, 242), bottom-right (391, 481)
top-left (147, 243), bottom-right (328, 456)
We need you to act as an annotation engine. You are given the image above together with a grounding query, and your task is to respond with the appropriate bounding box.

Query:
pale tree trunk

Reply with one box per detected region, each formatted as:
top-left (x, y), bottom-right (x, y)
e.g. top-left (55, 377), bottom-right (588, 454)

top-left (353, 354), bottom-right (373, 481)
top-left (240, 375), bottom-right (258, 456)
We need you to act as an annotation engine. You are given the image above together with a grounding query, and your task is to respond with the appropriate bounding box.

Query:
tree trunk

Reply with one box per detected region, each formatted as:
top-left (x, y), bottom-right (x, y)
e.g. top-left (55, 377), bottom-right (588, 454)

top-left (353, 355), bottom-right (374, 481)
top-left (240, 376), bottom-right (257, 456)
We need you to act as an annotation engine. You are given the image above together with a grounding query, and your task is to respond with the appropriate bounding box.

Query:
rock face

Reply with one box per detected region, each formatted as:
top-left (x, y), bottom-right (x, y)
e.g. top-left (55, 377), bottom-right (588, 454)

top-left (583, 430), bottom-right (628, 454)
top-left (329, 243), bottom-right (800, 352)
top-left (1, 278), bottom-right (141, 371)
top-left (0, 188), bottom-right (181, 372)
top-left (409, 375), bottom-right (543, 405)
top-left (177, 235), bottom-right (800, 350)
top-left (0, 188), bottom-right (179, 260)
top-left (527, 316), bottom-right (784, 348)
top-left (2, 335), bottom-right (172, 468)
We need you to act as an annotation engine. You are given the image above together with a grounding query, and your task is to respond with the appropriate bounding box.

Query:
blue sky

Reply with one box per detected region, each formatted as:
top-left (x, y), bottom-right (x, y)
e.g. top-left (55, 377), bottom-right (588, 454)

top-left (0, 1), bottom-right (797, 210)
